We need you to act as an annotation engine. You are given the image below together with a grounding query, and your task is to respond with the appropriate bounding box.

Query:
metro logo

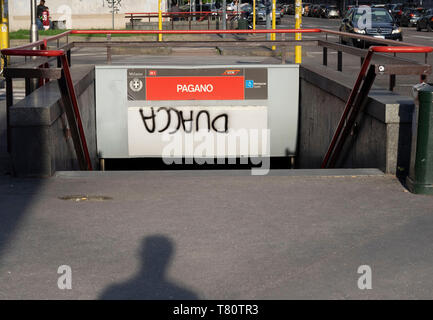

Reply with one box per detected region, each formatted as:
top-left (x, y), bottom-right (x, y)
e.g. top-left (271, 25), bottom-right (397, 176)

top-left (146, 76), bottom-right (244, 100)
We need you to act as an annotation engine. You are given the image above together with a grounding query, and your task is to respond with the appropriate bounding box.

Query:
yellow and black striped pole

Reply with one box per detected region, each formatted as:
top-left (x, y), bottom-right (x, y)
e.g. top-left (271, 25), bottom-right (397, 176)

top-left (295, 0), bottom-right (302, 63)
top-left (271, 0), bottom-right (276, 50)
top-left (253, 0), bottom-right (256, 30)
top-left (158, 0), bottom-right (163, 41)
top-left (0, 0), bottom-right (10, 72)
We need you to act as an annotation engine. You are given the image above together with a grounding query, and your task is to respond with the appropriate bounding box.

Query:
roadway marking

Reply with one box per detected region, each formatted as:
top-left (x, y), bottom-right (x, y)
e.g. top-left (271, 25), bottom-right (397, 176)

top-left (411, 35), bottom-right (433, 40)
top-left (307, 51), bottom-right (337, 55)
top-left (301, 35), bottom-right (337, 39)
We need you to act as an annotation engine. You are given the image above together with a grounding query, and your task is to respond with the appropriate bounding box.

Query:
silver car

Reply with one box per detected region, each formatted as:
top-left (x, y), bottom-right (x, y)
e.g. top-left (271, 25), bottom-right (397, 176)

top-left (325, 5), bottom-right (340, 18)
top-left (253, 3), bottom-right (281, 24)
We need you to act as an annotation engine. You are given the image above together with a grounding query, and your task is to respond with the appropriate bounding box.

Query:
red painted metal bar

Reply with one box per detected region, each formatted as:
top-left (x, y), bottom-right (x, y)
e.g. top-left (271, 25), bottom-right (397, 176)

top-left (71, 29), bottom-right (322, 35)
top-left (39, 42), bottom-right (48, 87)
top-left (60, 54), bottom-right (93, 171)
top-left (1, 49), bottom-right (64, 57)
top-left (321, 50), bottom-right (374, 169)
top-left (321, 45), bottom-right (433, 169)
top-left (371, 46), bottom-right (433, 53)
top-left (125, 11), bottom-right (242, 15)
top-left (6, 30), bottom-right (71, 51)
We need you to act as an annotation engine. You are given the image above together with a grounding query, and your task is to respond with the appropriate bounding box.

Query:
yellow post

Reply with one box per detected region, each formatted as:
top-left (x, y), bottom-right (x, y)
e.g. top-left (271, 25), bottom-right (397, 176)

top-left (158, 0), bottom-right (162, 42)
top-left (253, 0), bottom-right (256, 30)
top-left (0, 0), bottom-right (10, 72)
top-left (295, 0), bottom-right (302, 63)
top-left (271, 0), bottom-right (276, 50)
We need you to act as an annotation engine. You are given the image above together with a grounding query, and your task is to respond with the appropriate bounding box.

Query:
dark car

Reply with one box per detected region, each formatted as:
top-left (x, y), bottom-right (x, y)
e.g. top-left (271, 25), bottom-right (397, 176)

top-left (324, 5), bottom-right (340, 19)
top-left (388, 3), bottom-right (404, 21)
top-left (342, 5), bottom-right (355, 17)
top-left (416, 8), bottom-right (433, 31)
top-left (283, 4), bottom-right (295, 15)
top-left (308, 4), bottom-right (315, 17)
top-left (309, 4), bottom-right (320, 17)
top-left (400, 8), bottom-right (425, 27)
top-left (339, 7), bottom-right (403, 47)
top-left (389, 3), bottom-right (418, 22)
top-left (318, 4), bottom-right (328, 18)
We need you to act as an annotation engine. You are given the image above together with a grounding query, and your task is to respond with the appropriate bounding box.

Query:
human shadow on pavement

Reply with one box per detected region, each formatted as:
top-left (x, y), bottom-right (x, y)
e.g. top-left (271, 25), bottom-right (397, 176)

top-left (99, 235), bottom-right (199, 300)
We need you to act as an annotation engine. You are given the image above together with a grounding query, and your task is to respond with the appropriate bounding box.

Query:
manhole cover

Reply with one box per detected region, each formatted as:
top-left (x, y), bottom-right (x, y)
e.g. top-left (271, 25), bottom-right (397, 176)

top-left (58, 195), bottom-right (113, 202)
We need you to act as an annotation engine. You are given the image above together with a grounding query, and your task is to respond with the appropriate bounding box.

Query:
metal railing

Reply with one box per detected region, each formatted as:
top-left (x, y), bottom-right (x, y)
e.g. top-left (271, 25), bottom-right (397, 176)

top-left (321, 46), bottom-right (433, 169)
top-left (1, 30), bottom-right (91, 171)
top-left (125, 11), bottom-right (243, 30)
top-left (1, 28), bottom-right (432, 171)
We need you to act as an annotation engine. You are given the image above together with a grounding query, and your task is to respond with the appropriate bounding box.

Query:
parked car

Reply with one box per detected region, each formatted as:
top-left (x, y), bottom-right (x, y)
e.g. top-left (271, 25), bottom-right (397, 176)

top-left (388, 3), bottom-right (404, 22)
top-left (339, 7), bottom-right (402, 47)
top-left (284, 4), bottom-right (295, 15)
top-left (314, 4), bottom-right (323, 17)
top-left (240, 3), bottom-right (253, 19)
top-left (317, 4), bottom-right (326, 18)
top-left (342, 5), bottom-right (355, 18)
top-left (388, 3), bottom-right (418, 22)
top-left (324, 5), bottom-right (340, 19)
top-left (400, 7), bottom-right (425, 27)
top-left (416, 8), bottom-right (433, 31)
top-left (309, 4), bottom-right (320, 17)
top-left (247, 3), bottom-right (281, 25)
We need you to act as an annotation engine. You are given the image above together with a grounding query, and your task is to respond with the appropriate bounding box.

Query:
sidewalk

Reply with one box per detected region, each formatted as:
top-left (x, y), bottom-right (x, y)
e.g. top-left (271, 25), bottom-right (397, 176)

top-left (0, 169), bottom-right (432, 299)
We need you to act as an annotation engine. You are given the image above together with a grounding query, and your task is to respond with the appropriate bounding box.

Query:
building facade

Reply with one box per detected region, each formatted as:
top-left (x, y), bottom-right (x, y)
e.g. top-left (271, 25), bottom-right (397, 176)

top-left (9, 0), bottom-right (168, 31)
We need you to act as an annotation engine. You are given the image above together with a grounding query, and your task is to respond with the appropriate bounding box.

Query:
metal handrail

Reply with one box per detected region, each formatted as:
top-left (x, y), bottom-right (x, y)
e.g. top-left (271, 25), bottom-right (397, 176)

top-left (69, 28), bottom-right (322, 35)
top-left (321, 45), bottom-right (433, 169)
top-left (3, 29), bottom-right (430, 53)
top-left (7, 30), bottom-right (71, 51)
top-left (125, 11), bottom-right (243, 15)
top-left (1, 49), bottom-right (65, 57)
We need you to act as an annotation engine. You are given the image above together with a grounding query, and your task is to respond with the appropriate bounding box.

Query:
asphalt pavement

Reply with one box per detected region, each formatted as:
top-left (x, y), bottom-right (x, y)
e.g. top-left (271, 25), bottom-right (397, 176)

top-left (1, 169), bottom-right (433, 299)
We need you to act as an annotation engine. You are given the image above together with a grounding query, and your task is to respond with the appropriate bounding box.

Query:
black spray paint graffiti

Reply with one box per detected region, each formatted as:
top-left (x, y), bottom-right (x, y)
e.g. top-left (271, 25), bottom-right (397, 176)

top-left (139, 107), bottom-right (228, 134)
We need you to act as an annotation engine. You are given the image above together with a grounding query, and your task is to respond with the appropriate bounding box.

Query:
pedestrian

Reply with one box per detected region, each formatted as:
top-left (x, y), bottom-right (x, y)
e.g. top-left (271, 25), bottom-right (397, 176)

top-left (36, 0), bottom-right (49, 30)
top-left (171, 0), bottom-right (180, 21)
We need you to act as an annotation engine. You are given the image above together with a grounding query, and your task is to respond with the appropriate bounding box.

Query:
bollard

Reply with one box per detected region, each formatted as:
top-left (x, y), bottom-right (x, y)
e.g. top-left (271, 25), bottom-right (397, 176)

top-left (158, 0), bottom-right (162, 42)
top-left (406, 83), bottom-right (433, 195)
top-left (271, 0), bottom-right (276, 50)
top-left (0, 0), bottom-right (9, 74)
top-left (294, 0), bottom-right (302, 64)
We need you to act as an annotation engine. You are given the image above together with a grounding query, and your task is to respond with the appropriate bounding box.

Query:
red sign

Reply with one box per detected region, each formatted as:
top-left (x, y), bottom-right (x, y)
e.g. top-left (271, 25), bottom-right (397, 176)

top-left (145, 76), bottom-right (245, 100)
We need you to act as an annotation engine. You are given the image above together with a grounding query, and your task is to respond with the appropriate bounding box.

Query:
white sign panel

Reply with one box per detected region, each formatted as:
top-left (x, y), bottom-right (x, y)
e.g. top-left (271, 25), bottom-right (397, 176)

top-left (128, 106), bottom-right (268, 157)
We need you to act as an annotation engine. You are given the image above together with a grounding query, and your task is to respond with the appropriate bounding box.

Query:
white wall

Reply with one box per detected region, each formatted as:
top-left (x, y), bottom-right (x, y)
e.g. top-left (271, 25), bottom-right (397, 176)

top-left (9, 0), bottom-right (168, 31)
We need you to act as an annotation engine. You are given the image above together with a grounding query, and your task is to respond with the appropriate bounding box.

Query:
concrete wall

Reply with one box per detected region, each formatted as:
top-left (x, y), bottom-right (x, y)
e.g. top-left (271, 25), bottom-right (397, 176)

top-left (298, 65), bottom-right (414, 175)
top-left (9, 0), bottom-right (168, 31)
top-left (9, 65), bottom-right (98, 177)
